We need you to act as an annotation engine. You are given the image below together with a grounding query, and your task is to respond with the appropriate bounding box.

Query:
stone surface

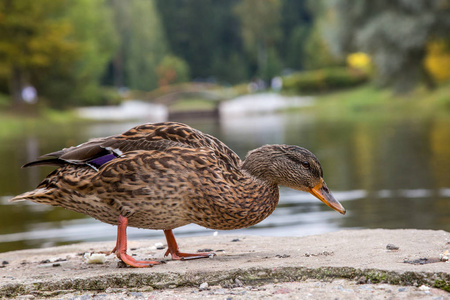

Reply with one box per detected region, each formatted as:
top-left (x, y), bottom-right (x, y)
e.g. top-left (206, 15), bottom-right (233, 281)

top-left (0, 229), bottom-right (449, 299)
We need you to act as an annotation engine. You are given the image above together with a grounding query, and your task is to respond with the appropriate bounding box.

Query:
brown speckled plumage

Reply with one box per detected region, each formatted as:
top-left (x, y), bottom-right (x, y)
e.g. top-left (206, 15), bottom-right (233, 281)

top-left (11, 122), bottom-right (345, 267)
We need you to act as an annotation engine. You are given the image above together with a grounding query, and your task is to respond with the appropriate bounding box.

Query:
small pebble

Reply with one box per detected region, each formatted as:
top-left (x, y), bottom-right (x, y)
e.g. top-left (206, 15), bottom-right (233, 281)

top-left (275, 254), bottom-right (290, 258)
top-left (231, 238), bottom-right (240, 242)
top-left (235, 278), bottom-right (243, 287)
top-left (40, 259), bottom-right (51, 264)
top-left (2, 261), bottom-right (9, 265)
top-left (418, 285), bottom-right (430, 291)
top-left (439, 250), bottom-right (449, 262)
top-left (386, 244), bottom-right (399, 250)
top-left (55, 258), bottom-right (67, 262)
top-left (154, 242), bottom-right (165, 250)
top-left (404, 257), bottom-right (431, 265)
top-left (198, 248), bottom-right (214, 252)
top-left (52, 263), bottom-right (61, 267)
top-left (199, 282), bottom-right (209, 290)
top-left (117, 261), bottom-right (128, 268)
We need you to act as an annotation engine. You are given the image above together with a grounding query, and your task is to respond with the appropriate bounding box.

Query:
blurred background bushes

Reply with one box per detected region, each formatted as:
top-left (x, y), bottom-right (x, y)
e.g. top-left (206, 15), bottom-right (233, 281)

top-left (282, 67), bottom-right (369, 94)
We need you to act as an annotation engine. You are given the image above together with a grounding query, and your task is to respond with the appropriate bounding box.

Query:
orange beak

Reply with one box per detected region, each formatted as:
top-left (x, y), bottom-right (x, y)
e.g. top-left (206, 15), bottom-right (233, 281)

top-left (309, 178), bottom-right (346, 215)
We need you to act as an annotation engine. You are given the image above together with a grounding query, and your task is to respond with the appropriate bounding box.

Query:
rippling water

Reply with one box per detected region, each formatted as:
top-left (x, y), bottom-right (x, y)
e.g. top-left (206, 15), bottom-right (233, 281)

top-left (1, 97), bottom-right (449, 253)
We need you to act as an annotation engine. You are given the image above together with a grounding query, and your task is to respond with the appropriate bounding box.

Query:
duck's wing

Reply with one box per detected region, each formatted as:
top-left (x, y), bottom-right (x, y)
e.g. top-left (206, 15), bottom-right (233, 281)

top-left (103, 122), bottom-right (242, 170)
top-left (23, 122), bottom-right (242, 171)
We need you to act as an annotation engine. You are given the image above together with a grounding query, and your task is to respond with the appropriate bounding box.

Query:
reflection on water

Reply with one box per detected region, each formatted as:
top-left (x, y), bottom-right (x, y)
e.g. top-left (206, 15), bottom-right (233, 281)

top-left (0, 103), bottom-right (449, 253)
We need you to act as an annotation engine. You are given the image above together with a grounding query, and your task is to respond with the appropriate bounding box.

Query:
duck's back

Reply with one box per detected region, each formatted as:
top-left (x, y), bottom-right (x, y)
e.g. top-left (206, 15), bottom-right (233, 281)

top-left (27, 122), bottom-right (241, 170)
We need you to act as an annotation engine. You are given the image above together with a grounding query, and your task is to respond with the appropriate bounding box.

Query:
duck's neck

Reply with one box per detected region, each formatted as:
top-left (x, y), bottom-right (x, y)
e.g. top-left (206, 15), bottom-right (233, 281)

top-left (241, 145), bottom-right (280, 186)
top-left (192, 148), bottom-right (280, 230)
top-left (238, 147), bottom-right (282, 227)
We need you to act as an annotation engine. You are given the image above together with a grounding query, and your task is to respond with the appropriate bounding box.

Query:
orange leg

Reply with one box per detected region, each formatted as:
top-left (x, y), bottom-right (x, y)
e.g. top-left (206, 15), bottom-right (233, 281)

top-left (163, 229), bottom-right (215, 260)
top-left (112, 215), bottom-right (161, 268)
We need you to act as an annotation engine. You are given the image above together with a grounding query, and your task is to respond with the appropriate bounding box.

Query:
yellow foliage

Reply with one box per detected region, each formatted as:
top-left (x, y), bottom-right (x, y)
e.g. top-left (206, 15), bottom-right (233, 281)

top-left (425, 40), bottom-right (450, 82)
top-left (347, 52), bottom-right (371, 71)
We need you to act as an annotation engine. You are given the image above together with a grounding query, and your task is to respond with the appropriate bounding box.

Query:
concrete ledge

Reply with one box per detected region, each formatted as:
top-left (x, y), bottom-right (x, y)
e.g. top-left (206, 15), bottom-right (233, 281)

top-left (0, 229), bottom-right (449, 298)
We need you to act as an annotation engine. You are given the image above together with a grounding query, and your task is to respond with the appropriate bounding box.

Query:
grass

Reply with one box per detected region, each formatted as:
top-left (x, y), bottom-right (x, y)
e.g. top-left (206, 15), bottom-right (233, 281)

top-left (168, 97), bottom-right (218, 112)
top-left (301, 82), bottom-right (450, 120)
top-left (0, 105), bottom-right (84, 139)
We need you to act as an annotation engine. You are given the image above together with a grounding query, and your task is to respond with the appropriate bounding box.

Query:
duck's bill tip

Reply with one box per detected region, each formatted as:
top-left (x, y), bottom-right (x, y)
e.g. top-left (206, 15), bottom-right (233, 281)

top-left (309, 179), bottom-right (346, 215)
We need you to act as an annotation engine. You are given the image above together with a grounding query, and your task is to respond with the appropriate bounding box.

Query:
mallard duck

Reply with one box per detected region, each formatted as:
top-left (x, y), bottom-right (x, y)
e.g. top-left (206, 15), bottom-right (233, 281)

top-left (11, 122), bottom-right (345, 267)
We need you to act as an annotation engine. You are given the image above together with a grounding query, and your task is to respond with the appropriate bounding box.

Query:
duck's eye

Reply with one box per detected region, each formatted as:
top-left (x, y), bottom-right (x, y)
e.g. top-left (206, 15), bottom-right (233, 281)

top-left (301, 161), bottom-right (310, 168)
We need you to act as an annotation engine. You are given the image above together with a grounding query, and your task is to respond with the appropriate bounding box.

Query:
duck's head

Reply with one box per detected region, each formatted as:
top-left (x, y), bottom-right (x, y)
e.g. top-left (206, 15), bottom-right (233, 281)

top-left (243, 145), bottom-right (346, 215)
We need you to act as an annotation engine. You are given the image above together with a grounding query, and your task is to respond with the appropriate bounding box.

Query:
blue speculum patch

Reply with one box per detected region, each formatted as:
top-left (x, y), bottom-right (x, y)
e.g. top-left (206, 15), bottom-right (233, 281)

top-left (88, 153), bottom-right (117, 169)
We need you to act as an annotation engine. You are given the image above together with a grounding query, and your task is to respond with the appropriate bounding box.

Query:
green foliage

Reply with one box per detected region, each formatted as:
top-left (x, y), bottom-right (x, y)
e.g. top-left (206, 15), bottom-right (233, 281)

top-left (211, 53), bottom-right (249, 84)
top-left (124, 0), bottom-right (167, 91)
top-left (284, 25), bottom-right (310, 69)
top-left (155, 0), bottom-right (313, 82)
top-left (234, 0), bottom-right (282, 80)
top-left (156, 0), bottom-right (247, 82)
top-left (234, 0), bottom-right (282, 52)
top-left (0, 0), bottom-right (78, 103)
top-left (282, 67), bottom-right (369, 94)
top-left (301, 0), bottom-right (343, 70)
top-left (321, 0), bottom-right (450, 94)
top-left (0, 0), bottom-right (77, 69)
top-left (0, 0), bottom-right (117, 107)
top-left (68, 0), bottom-right (118, 83)
top-left (261, 47), bottom-right (283, 81)
top-left (280, 0), bottom-right (312, 70)
top-left (108, 0), bottom-right (167, 91)
top-left (39, 0), bottom-right (118, 107)
top-left (0, 92), bottom-right (9, 109)
top-left (303, 22), bottom-right (343, 70)
top-left (156, 55), bottom-right (190, 87)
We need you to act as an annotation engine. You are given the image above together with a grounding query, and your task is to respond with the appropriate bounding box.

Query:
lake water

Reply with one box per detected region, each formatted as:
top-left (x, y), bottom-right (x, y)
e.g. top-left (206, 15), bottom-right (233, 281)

top-left (1, 98), bottom-right (449, 253)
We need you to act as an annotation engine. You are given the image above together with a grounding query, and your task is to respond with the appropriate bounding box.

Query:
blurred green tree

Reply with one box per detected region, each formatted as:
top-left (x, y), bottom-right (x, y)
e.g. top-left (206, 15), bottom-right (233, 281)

top-left (65, 0), bottom-right (118, 105)
top-left (156, 0), bottom-right (314, 83)
top-left (321, 0), bottom-right (450, 93)
top-left (280, 0), bottom-right (313, 70)
top-left (156, 0), bottom-right (246, 83)
top-left (110, 0), bottom-right (168, 91)
top-left (0, 0), bottom-right (77, 104)
top-left (38, 0), bottom-right (118, 107)
top-left (156, 55), bottom-right (190, 87)
top-left (211, 52), bottom-right (249, 85)
top-left (302, 0), bottom-right (343, 70)
top-left (0, 0), bottom-right (118, 107)
top-left (234, 0), bottom-right (282, 80)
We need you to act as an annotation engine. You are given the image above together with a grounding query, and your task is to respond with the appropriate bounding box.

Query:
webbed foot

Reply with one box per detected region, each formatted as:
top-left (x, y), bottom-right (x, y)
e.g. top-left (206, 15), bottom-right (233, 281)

top-left (164, 229), bottom-right (216, 260)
